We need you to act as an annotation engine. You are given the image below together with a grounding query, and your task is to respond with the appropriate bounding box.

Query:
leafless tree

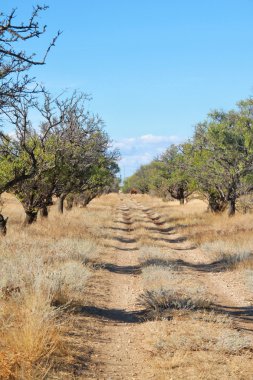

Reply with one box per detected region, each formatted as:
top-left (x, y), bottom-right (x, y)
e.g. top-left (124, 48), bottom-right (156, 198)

top-left (0, 5), bottom-right (60, 110)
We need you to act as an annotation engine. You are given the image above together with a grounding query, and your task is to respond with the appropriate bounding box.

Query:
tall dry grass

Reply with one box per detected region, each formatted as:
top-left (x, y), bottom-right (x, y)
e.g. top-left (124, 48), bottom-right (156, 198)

top-left (0, 193), bottom-right (107, 379)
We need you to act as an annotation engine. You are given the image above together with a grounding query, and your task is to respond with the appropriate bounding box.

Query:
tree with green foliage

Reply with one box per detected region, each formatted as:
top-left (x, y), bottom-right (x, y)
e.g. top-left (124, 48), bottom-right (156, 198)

top-left (160, 144), bottom-right (193, 204)
top-left (0, 5), bottom-right (60, 196)
top-left (4, 91), bottom-right (119, 223)
top-left (122, 161), bottom-right (164, 194)
top-left (191, 99), bottom-right (253, 215)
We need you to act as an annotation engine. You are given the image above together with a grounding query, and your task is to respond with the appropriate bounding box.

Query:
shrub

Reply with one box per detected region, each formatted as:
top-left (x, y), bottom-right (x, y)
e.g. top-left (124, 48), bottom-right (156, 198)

top-left (138, 289), bottom-right (212, 320)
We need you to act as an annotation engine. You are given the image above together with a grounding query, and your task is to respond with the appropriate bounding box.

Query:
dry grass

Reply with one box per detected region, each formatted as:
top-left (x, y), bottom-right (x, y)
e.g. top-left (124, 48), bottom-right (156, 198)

top-left (134, 195), bottom-right (253, 378)
top-left (0, 193), bottom-right (115, 379)
top-left (138, 245), bottom-right (212, 320)
top-left (201, 240), bottom-right (253, 269)
top-left (139, 246), bottom-right (178, 267)
top-left (137, 195), bottom-right (253, 271)
top-left (1, 193), bottom-right (252, 378)
top-left (146, 316), bottom-right (253, 380)
top-left (139, 289), bottom-right (212, 320)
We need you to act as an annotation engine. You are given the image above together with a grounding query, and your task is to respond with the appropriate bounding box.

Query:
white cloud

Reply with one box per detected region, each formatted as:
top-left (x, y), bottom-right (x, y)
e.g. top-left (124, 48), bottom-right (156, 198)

top-left (139, 134), bottom-right (179, 144)
top-left (113, 134), bottom-right (180, 151)
top-left (114, 134), bottom-right (184, 178)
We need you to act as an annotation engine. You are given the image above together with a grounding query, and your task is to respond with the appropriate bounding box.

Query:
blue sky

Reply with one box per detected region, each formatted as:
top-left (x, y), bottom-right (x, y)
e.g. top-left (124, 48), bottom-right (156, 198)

top-left (2, 0), bottom-right (253, 177)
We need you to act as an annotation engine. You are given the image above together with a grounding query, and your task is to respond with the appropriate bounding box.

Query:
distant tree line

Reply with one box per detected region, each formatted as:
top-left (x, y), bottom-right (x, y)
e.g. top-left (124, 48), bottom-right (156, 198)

top-left (0, 5), bottom-right (119, 227)
top-left (122, 99), bottom-right (253, 216)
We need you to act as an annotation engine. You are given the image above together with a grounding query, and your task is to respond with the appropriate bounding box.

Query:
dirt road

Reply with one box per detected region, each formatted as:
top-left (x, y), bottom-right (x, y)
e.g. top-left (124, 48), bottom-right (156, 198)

top-left (80, 199), bottom-right (155, 379)
top-left (78, 196), bottom-right (253, 379)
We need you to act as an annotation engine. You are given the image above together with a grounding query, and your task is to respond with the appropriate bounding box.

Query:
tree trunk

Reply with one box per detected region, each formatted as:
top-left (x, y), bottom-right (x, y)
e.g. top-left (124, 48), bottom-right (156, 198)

top-left (228, 199), bottom-right (236, 217)
top-left (179, 197), bottom-right (184, 205)
top-left (0, 214), bottom-right (8, 236)
top-left (40, 205), bottom-right (48, 218)
top-left (58, 194), bottom-right (66, 214)
top-left (24, 210), bottom-right (38, 225)
top-left (208, 193), bottom-right (226, 213)
top-left (66, 197), bottom-right (74, 210)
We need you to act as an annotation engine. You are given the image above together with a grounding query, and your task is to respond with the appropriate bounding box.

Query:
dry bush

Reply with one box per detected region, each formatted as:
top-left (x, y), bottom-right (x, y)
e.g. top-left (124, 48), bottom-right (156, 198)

top-left (139, 289), bottom-right (212, 320)
top-left (135, 227), bottom-right (153, 245)
top-left (181, 212), bottom-right (253, 247)
top-left (141, 196), bottom-right (253, 245)
top-left (142, 197), bottom-right (253, 271)
top-left (138, 245), bottom-right (212, 318)
top-left (201, 240), bottom-right (253, 269)
top-left (0, 238), bottom-right (93, 305)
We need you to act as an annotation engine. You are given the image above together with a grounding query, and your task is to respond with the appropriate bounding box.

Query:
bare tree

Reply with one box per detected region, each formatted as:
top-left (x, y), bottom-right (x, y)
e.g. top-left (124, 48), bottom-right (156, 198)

top-left (0, 5), bottom-right (60, 110)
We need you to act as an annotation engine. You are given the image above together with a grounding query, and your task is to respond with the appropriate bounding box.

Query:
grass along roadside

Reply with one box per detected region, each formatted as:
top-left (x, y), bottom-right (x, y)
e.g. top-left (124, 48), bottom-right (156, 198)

top-left (0, 193), bottom-right (113, 379)
top-left (134, 195), bottom-right (253, 379)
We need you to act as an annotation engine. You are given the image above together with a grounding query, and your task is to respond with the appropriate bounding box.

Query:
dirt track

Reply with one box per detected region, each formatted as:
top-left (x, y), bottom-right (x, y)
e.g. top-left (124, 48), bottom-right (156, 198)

top-left (79, 196), bottom-right (253, 379)
top-left (80, 199), bottom-right (153, 379)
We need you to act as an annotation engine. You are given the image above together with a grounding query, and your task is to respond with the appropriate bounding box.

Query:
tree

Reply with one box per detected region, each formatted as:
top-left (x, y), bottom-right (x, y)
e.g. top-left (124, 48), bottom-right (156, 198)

top-left (0, 5), bottom-right (60, 111)
top-left (192, 100), bottom-right (253, 216)
top-left (122, 164), bottom-right (153, 194)
top-left (0, 90), bottom-right (66, 200)
top-left (160, 144), bottom-right (193, 204)
top-left (5, 92), bottom-right (64, 224)
top-left (7, 92), bottom-right (119, 223)
top-left (0, 5), bottom-right (60, 196)
top-left (50, 97), bottom-right (119, 213)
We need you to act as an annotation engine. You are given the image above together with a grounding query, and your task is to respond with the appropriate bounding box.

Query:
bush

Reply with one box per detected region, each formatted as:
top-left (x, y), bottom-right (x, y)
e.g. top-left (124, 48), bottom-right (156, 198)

top-left (138, 289), bottom-right (212, 320)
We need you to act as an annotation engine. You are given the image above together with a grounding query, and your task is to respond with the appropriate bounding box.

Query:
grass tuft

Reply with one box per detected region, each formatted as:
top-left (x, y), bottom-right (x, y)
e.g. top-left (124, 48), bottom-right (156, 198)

top-left (138, 289), bottom-right (212, 320)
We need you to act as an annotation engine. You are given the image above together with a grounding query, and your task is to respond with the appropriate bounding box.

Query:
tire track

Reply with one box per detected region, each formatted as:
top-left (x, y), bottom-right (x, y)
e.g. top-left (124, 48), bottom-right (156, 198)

top-left (80, 200), bottom-right (155, 379)
top-left (132, 198), bottom-right (253, 335)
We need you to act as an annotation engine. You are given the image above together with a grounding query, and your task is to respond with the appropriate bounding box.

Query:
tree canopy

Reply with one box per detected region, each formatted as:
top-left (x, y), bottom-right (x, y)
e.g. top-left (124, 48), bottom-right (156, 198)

top-left (123, 98), bottom-right (253, 216)
top-left (0, 5), bottom-right (119, 225)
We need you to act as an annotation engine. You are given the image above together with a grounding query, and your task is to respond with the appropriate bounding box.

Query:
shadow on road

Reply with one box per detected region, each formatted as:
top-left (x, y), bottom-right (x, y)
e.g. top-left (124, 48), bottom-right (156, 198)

top-left (79, 306), bottom-right (144, 323)
top-left (214, 304), bottom-right (253, 332)
top-left (106, 226), bottom-right (134, 232)
top-left (111, 236), bottom-right (137, 244)
top-left (106, 245), bottom-right (139, 251)
top-left (100, 263), bottom-right (141, 275)
top-left (145, 226), bottom-right (175, 233)
top-left (150, 236), bottom-right (188, 243)
top-left (141, 258), bottom-right (237, 273)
